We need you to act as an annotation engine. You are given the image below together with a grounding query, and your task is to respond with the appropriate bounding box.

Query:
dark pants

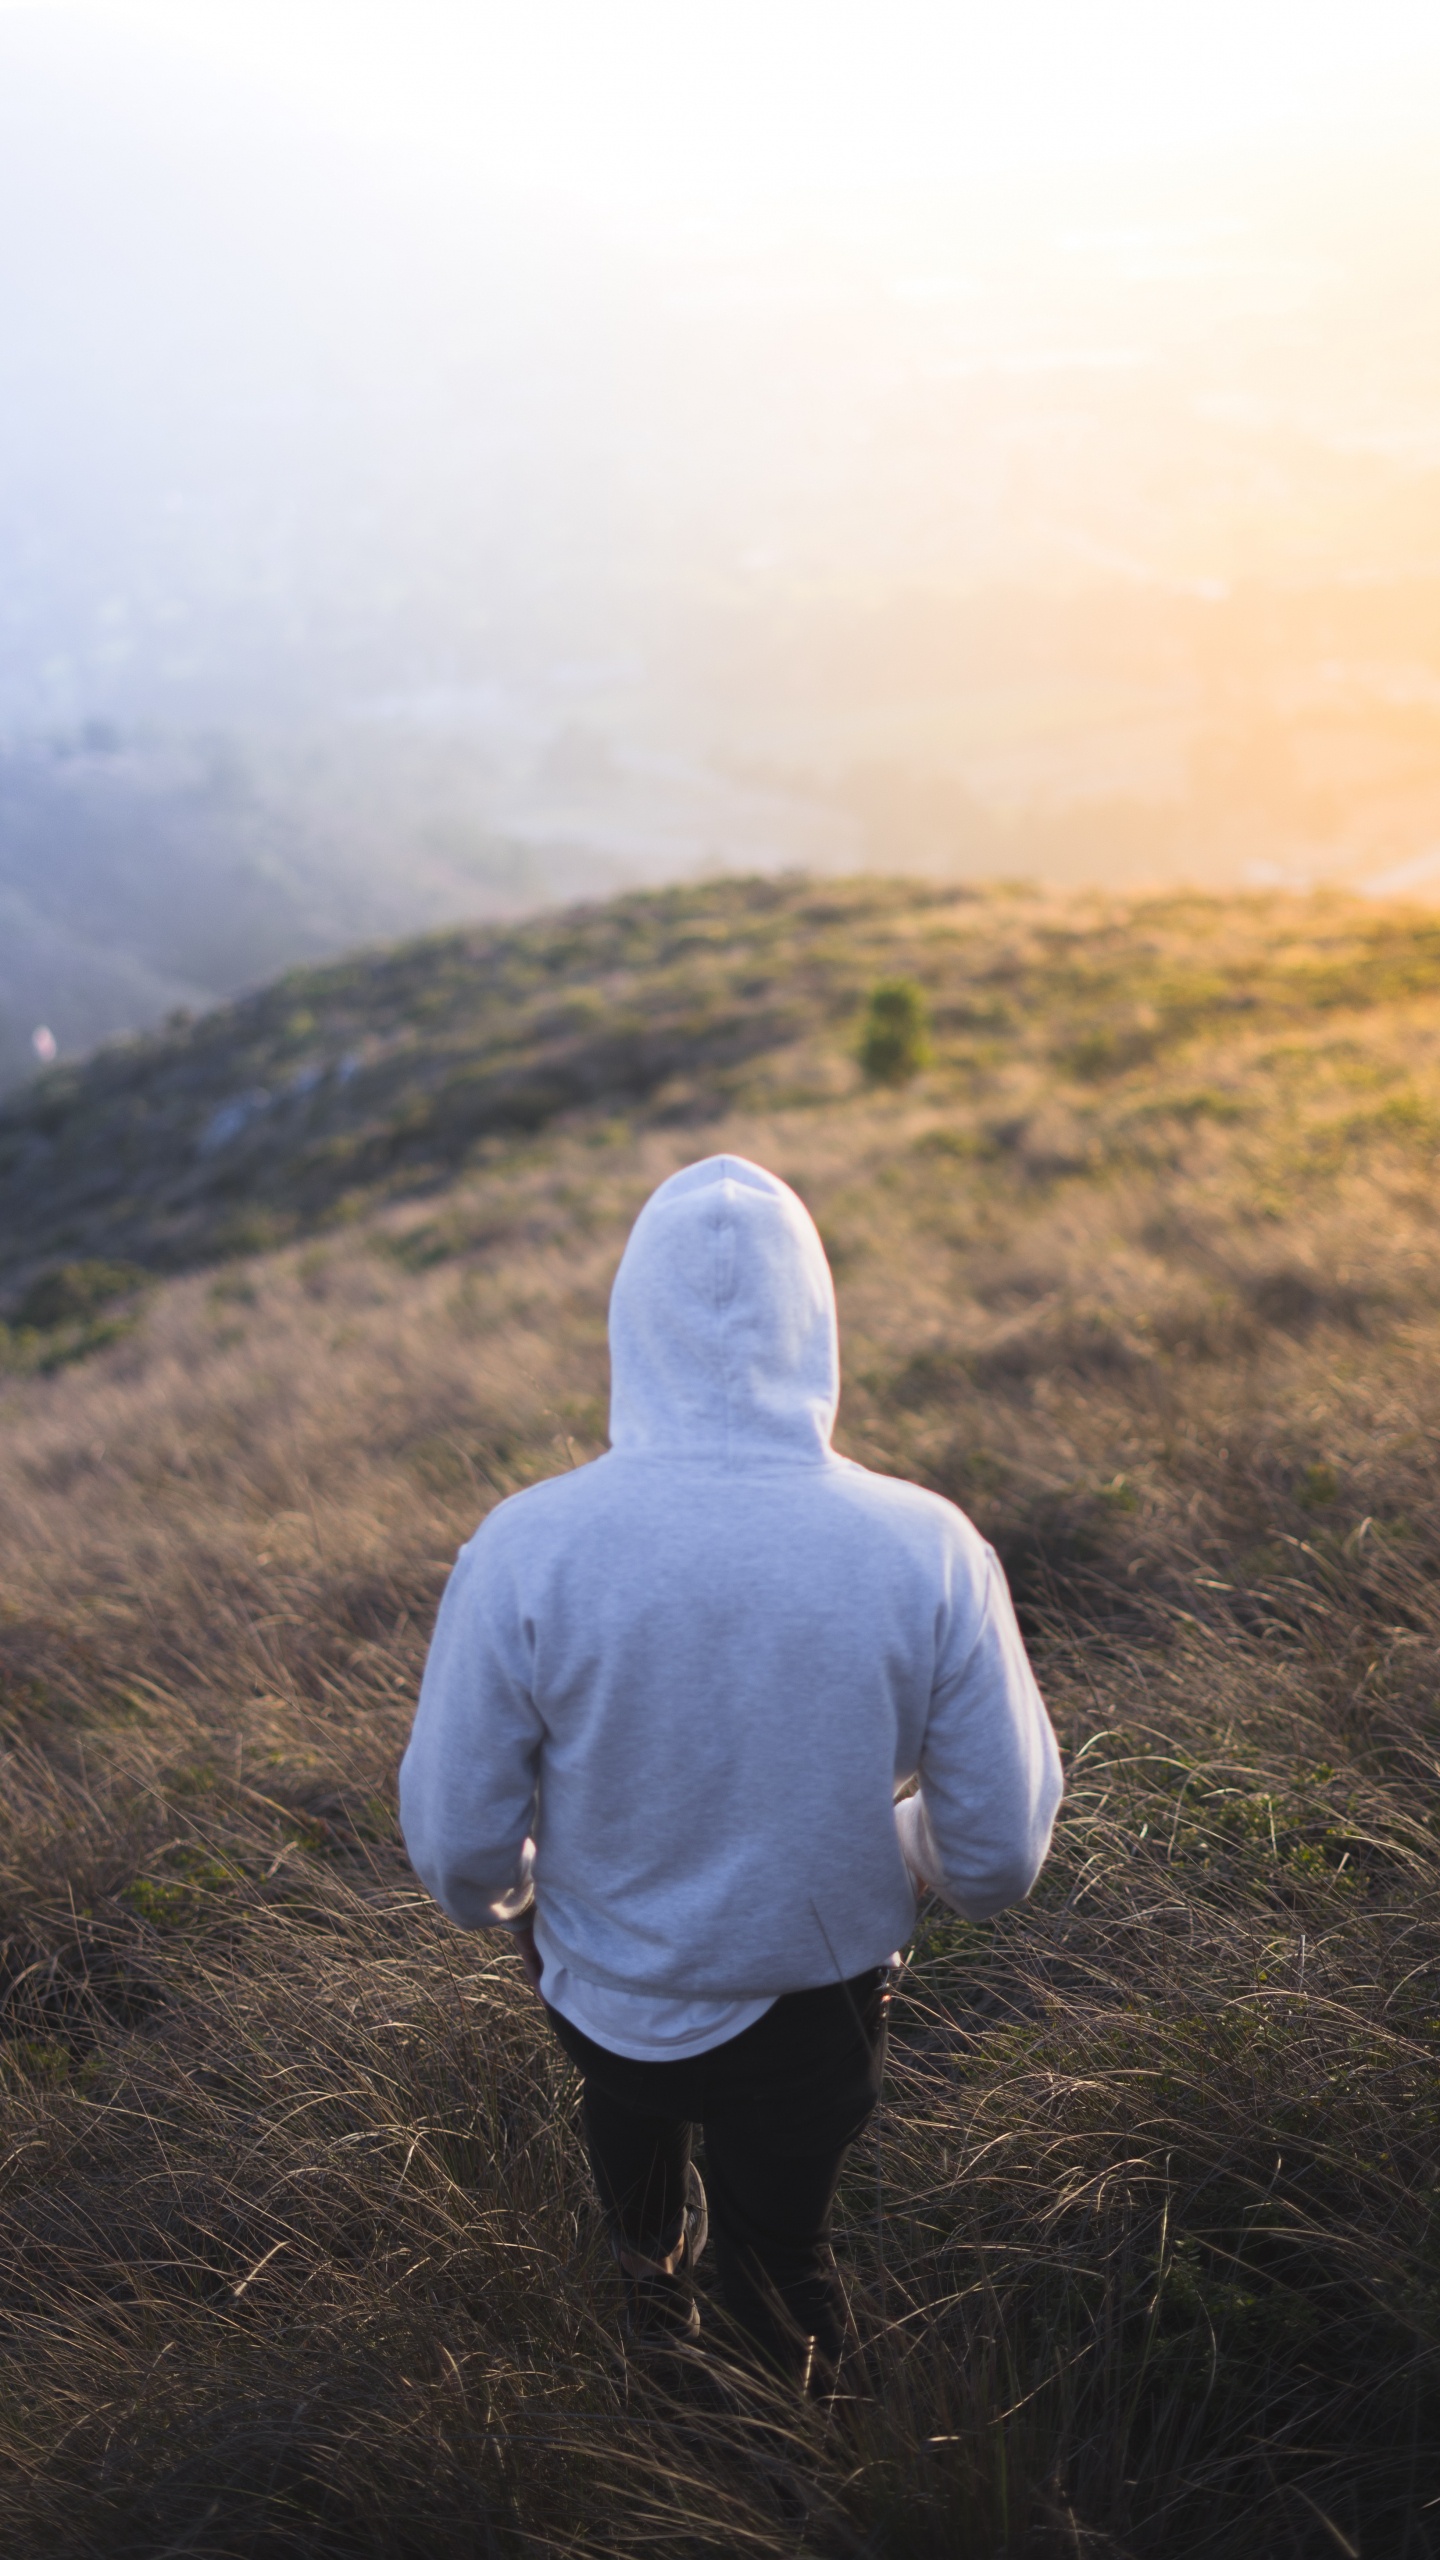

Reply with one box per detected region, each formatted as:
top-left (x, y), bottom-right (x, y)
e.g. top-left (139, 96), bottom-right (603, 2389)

top-left (546, 1969), bottom-right (888, 2381)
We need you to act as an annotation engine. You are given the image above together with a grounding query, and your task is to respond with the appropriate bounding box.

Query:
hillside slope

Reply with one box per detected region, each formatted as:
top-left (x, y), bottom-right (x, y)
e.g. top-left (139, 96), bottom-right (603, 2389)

top-left (2, 876), bottom-right (1439, 2556)
top-left (7, 869), bottom-right (1440, 1294)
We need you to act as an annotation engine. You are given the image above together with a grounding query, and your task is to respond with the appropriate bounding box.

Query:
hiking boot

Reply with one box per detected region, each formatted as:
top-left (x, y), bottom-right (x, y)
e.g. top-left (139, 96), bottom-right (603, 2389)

top-left (611, 2160), bottom-right (708, 2346)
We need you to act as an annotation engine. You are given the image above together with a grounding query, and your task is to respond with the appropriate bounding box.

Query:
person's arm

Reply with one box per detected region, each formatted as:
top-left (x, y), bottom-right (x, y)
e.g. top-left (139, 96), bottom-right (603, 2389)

top-left (399, 1532), bottom-right (544, 1929)
top-left (901, 1544), bottom-right (1062, 1920)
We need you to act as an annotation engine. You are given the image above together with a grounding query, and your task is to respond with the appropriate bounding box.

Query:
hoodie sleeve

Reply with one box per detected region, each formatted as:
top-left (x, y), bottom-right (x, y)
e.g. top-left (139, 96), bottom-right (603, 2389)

top-left (398, 1529), bottom-right (544, 1928)
top-left (906, 1542), bottom-right (1063, 1922)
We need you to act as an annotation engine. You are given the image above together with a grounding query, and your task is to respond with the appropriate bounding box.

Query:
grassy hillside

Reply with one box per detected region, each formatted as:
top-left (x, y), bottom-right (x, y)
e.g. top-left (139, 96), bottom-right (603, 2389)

top-left (2, 875), bottom-right (1440, 2556)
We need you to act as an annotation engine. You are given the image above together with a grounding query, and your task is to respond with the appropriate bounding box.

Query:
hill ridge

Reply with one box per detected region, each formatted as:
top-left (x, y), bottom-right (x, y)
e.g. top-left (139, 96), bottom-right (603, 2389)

top-left (7, 870), bottom-right (1440, 1303)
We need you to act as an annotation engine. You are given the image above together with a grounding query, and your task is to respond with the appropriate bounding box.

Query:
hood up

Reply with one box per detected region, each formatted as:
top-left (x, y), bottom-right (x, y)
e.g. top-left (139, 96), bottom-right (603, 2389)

top-left (608, 1155), bottom-right (839, 1462)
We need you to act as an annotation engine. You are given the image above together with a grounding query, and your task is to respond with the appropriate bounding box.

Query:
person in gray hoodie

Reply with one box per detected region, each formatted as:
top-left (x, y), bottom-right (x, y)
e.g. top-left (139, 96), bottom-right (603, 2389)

top-left (400, 1153), bottom-right (1062, 2384)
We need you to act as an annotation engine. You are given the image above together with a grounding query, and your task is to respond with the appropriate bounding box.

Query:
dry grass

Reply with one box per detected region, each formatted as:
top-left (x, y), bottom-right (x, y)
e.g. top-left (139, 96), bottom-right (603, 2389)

top-left (2, 880), bottom-right (1440, 2555)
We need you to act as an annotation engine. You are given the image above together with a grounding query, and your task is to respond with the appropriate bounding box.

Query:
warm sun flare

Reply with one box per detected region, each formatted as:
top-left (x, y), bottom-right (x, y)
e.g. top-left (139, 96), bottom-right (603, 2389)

top-left (39, 0), bottom-right (1440, 214)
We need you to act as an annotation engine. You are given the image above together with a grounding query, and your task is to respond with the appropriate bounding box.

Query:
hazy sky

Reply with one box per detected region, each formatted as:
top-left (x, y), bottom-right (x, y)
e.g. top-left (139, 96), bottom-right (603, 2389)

top-left (4, 0), bottom-right (1440, 1056)
top-left (3, 0), bottom-right (1439, 734)
top-left (10, 0), bottom-right (1440, 221)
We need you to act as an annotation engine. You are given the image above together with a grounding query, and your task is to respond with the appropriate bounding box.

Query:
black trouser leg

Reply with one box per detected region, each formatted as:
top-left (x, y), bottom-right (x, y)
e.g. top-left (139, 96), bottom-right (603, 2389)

top-left (580, 2077), bottom-right (692, 2260)
top-left (701, 2123), bottom-right (852, 2382)
top-left (579, 2085), bottom-right (851, 2379)
top-left (546, 1970), bottom-right (887, 2382)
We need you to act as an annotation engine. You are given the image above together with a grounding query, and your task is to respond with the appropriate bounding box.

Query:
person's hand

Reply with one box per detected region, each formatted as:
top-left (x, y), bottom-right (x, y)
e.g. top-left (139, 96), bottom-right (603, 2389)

top-left (511, 1914), bottom-right (544, 1998)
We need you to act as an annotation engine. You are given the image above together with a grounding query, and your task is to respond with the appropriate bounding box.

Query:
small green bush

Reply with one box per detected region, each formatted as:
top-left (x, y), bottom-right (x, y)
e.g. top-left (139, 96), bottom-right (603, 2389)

top-left (859, 978), bottom-right (931, 1085)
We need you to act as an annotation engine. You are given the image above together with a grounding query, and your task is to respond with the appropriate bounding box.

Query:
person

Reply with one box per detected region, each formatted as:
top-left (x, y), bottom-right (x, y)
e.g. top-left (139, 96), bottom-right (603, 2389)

top-left (399, 1153), bottom-right (1062, 2389)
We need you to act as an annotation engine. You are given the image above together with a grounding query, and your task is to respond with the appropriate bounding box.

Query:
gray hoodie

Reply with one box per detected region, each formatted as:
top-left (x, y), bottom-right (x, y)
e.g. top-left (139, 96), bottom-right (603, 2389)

top-left (399, 1153), bottom-right (1062, 2000)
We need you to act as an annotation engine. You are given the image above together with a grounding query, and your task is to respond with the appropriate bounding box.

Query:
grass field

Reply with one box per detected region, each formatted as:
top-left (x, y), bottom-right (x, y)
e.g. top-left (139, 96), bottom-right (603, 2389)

top-left (2, 876), bottom-right (1440, 2556)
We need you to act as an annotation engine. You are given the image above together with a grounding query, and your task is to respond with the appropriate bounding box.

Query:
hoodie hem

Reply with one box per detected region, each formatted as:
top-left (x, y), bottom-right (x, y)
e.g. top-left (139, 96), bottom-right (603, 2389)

top-left (530, 1912), bottom-right (916, 2005)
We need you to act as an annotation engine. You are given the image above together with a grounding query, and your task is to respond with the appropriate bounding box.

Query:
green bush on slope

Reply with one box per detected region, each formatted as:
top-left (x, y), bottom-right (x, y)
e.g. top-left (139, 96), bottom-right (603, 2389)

top-left (859, 977), bottom-right (933, 1084)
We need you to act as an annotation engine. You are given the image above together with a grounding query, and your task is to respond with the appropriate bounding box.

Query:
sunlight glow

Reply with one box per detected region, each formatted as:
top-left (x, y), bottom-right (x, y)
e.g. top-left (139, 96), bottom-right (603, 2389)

top-left (2, 0), bottom-right (1440, 929)
top-left (80, 0), bottom-right (1440, 215)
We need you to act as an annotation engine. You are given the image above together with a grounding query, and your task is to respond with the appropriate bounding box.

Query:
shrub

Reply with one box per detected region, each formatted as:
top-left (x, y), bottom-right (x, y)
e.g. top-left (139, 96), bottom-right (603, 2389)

top-left (859, 977), bottom-right (931, 1084)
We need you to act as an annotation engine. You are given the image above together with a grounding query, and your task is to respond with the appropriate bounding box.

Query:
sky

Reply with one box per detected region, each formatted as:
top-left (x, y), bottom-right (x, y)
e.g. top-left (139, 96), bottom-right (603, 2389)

top-left (3, 0), bottom-right (1440, 979)
top-left (9, 0), bottom-right (1440, 223)
top-left (2, 2), bottom-right (1437, 711)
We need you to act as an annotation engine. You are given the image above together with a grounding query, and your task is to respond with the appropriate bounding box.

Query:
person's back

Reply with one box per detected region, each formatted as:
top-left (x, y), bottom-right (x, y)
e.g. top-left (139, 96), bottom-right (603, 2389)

top-left (401, 1153), bottom-right (1062, 2382)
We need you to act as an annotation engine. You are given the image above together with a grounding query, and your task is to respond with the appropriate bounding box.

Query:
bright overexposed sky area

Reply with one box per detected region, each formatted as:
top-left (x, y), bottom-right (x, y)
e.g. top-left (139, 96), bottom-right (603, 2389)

top-left (3, 0), bottom-right (1440, 1053)
top-left (0, 2), bottom-right (1437, 744)
top-left (7, 0), bottom-right (1440, 223)
top-left (2, 2), bottom-right (1436, 686)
